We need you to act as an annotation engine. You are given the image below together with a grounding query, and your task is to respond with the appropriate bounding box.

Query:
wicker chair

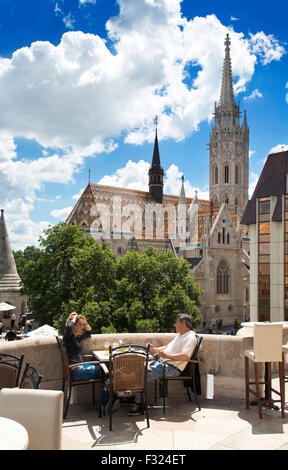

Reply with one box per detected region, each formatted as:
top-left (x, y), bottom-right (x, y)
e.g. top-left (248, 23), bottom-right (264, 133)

top-left (56, 336), bottom-right (107, 419)
top-left (108, 344), bottom-right (150, 431)
top-left (19, 363), bottom-right (42, 389)
top-left (0, 353), bottom-right (24, 389)
top-left (157, 334), bottom-right (203, 415)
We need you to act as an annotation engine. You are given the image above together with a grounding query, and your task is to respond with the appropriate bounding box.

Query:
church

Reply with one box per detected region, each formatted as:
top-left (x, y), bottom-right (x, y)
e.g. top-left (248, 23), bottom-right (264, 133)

top-left (66, 34), bottom-right (250, 326)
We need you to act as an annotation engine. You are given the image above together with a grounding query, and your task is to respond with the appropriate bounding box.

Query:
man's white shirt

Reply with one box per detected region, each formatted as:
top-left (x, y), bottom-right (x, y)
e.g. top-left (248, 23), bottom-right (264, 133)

top-left (164, 330), bottom-right (197, 371)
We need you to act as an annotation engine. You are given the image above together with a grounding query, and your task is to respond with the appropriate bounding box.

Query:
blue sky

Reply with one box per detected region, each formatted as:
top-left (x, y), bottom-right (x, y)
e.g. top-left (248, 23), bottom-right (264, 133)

top-left (0, 0), bottom-right (287, 250)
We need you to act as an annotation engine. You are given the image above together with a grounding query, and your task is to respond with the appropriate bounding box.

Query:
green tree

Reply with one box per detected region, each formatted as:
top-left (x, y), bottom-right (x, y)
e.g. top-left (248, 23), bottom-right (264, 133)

top-left (19, 223), bottom-right (95, 325)
top-left (13, 245), bottom-right (42, 279)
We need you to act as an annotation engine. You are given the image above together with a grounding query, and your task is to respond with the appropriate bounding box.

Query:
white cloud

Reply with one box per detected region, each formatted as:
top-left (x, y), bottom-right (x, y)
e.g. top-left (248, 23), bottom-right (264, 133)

top-left (230, 16), bottom-right (239, 21)
top-left (98, 159), bottom-right (209, 200)
top-left (249, 31), bottom-right (285, 65)
top-left (244, 89), bottom-right (263, 101)
top-left (249, 171), bottom-right (259, 198)
top-left (63, 12), bottom-right (76, 29)
top-left (249, 150), bottom-right (255, 159)
top-left (269, 144), bottom-right (288, 154)
top-left (72, 187), bottom-right (85, 200)
top-left (50, 206), bottom-right (73, 220)
top-left (79, 0), bottom-right (96, 4)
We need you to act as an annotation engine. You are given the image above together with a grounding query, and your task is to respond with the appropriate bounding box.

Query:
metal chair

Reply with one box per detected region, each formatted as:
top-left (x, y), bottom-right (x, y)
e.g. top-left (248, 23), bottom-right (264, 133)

top-left (244, 323), bottom-right (285, 419)
top-left (157, 334), bottom-right (202, 415)
top-left (108, 344), bottom-right (150, 431)
top-left (0, 353), bottom-right (24, 389)
top-left (19, 363), bottom-right (42, 389)
top-left (56, 336), bottom-right (107, 419)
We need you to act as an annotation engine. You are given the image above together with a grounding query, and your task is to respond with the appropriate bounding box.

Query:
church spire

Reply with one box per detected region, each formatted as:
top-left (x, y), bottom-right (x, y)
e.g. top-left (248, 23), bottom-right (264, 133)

top-left (149, 116), bottom-right (164, 204)
top-left (220, 34), bottom-right (235, 107)
top-left (179, 175), bottom-right (186, 205)
top-left (0, 210), bottom-right (21, 289)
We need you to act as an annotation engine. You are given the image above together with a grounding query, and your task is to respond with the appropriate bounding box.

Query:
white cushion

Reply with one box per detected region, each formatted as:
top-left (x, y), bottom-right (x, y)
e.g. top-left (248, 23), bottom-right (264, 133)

top-left (0, 388), bottom-right (63, 450)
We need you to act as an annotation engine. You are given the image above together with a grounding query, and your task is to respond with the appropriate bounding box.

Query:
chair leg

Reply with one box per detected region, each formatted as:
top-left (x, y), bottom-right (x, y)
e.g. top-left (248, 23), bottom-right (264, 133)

top-left (191, 376), bottom-right (201, 412)
top-left (186, 386), bottom-right (192, 401)
top-left (109, 389), bottom-right (113, 432)
top-left (254, 362), bottom-right (263, 419)
top-left (154, 379), bottom-right (157, 403)
top-left (163, 380), bottom-right (166, 415)
top-left (279, 361), bottom-right (285, 418)
top-left (245, 356), bottom-right (249, 409)
top-left (267, 362), bottom-right (272, 409)
top-left (63, 385), bottom-right (72, 419)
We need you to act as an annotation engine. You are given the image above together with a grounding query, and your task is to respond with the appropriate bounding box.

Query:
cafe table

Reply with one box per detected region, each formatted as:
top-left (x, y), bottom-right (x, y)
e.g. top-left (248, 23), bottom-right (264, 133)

top-left (0, 416), bottom-right (29, 450)
top-left (93, 348), bottom-right (154, 363)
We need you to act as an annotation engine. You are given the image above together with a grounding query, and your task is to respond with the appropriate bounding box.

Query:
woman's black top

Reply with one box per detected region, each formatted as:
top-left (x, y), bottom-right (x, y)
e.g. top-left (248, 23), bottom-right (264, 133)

top-left (63, 320), bottom-right (92, 364)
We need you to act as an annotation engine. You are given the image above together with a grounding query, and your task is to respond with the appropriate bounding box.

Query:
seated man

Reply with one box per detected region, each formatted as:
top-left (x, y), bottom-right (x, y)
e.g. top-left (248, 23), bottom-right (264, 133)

top-left (129, 313), bottom-right (197, 415)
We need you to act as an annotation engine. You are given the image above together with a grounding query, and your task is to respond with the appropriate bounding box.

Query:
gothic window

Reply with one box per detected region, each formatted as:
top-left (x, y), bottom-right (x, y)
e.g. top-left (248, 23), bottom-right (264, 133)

top-left (224, 195), bottom-right (229, 204)
top-left (227, 233), bottom-right (230, 244)
top-left (214, 166), bottom-right (218, 185)
top-left (235, 165), bottom-right (239, 184)
top-left (224, 165), bottom-right (229, 183)
top-left (218, 232), bottom-right (221, 244)
top-left (216, 260), bottom-right (229, 294)
top-left (222, 227), bottom-right (225, 244)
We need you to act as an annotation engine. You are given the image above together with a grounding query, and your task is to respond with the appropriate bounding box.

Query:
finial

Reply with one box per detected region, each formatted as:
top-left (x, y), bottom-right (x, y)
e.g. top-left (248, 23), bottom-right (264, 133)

top-left (225, 33), bottom-right (231, 49)
top-left (181, 175), bottom-right (184, 183)
top-left (154, 115), bottom-right (158, 132)
top-left (1, 209), bottom-right (3, 217)
top-left (88, 168), bottom-right (91, 185)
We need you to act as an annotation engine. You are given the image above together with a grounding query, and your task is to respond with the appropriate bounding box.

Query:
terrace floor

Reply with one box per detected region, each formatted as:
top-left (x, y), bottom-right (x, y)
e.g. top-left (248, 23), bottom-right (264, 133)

top-left (61, 387), bottom-right (288, 451)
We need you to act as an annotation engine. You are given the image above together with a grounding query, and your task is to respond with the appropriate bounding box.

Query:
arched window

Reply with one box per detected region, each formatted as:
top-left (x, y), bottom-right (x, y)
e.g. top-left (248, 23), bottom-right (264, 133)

top-left (227, 233), bottom-right (230, 245)
top-left (224, 195), bottom-right (229, 204)
top-left (224, 165), bottom-right (229, 183)
top-left (216, 260), bottom-right (229, 294)
top-left (235, 165), bottom-right (239, 184)
top-left (214, 166), bottom-right (218, 185)
top-left (218, 232), bottom-right (221, 244)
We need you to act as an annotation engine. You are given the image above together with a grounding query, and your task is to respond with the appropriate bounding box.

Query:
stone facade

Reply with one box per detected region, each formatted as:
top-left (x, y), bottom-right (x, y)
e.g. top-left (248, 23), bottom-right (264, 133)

top-left (0, 209), bottom-right (27, 329)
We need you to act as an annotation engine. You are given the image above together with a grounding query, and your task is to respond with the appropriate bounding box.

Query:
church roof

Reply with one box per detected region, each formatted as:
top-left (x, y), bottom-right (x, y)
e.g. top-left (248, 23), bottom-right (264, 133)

top-left (125, 238), bottom-right (175, 254)
top-left (241, 150), bottom-right (288, 225)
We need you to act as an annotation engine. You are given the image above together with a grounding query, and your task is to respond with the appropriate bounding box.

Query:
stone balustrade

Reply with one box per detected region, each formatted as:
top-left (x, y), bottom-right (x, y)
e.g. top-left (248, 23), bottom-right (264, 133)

top-left (2, 328), bottom-right (288, 404)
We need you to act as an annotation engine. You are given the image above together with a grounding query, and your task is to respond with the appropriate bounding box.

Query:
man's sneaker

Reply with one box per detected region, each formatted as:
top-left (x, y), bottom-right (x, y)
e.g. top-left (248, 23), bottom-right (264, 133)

top-left (128, 404), bottom-right (144, 416)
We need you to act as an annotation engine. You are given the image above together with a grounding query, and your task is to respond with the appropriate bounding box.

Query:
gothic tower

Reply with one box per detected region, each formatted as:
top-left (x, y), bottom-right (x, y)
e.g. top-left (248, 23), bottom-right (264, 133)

top-left (209, 34), bottom-right (249, 212)
top-left (148, 118), bottom-right (164, 204)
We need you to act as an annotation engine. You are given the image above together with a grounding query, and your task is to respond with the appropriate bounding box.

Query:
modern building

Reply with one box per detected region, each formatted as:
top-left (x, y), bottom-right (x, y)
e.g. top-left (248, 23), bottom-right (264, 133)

top-left (66, 35), bottom-right (250, 326)
top-left (242, 150), bottom-right (288, 322)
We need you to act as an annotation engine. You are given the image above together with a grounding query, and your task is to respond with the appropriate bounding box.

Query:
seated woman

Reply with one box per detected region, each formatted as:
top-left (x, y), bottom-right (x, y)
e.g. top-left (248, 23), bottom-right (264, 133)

top-left (63, 312), bottom-right (100, 381)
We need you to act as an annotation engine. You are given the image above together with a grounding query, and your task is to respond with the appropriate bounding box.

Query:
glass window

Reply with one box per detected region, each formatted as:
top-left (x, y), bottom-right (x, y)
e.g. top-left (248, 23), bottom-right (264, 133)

top-left (259, 243), bottom-right (270, 255)
top-left (259, 200), bottom-right (270, 214)
top-left (259, 222), bottom-right (270, 234)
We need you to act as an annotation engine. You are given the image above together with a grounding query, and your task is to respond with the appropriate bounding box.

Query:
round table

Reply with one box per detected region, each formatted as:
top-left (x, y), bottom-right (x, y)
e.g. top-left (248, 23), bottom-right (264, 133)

top-left (0, 417), bottom-right (29, 450)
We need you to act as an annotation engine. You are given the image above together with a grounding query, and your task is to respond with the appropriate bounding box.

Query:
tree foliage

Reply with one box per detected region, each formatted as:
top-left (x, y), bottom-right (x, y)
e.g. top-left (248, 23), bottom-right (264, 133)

top-left (15, 224), bottom-right (203, 333)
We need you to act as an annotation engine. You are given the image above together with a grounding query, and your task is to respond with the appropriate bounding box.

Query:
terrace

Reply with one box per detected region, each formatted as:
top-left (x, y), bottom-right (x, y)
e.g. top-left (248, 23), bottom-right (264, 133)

top-left (2, 327), bottom-right (288, 451)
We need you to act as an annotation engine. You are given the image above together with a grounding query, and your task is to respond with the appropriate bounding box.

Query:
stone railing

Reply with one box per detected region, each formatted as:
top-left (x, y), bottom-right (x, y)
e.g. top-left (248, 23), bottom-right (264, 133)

top-left (2, 328), bottom-right (287, 404)
top-left (0, 329), bottom-right (272, 404)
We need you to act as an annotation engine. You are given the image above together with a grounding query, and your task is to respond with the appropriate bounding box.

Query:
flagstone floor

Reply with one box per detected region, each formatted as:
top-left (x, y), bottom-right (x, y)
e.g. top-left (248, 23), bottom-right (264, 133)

top-left (62, 389), bottom-right (288, 451)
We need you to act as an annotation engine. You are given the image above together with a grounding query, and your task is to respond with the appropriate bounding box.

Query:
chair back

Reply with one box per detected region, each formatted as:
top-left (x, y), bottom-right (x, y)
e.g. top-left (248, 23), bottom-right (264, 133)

top-left (20, 363), bottom-right (42, 389)
top-left (0, 353), bottom-right (24, 389)
top-left (56, 336), bottom-right (71, 383)
top-left (109, 345), bottom-right (150, 393)
top-left (0, 388), bottom-right (64, 450)
top-left (182, 334), bottom-right (203, 376)
top-left (254, 323), bottom-right (283, 362)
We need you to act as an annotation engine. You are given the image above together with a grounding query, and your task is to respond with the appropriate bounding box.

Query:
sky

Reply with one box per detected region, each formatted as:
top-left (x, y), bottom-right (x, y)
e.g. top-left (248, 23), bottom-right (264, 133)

top-left (0, 0), bottom-right (287, 250)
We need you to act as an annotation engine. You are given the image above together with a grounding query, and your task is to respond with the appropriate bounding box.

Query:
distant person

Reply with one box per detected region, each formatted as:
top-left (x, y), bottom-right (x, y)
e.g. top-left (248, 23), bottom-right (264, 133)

top-left (230, 327), bottom-right (235, 336)
top-left (18, 314), bottom-right (23, 330)
top-left (5, 328), bottom-right (17, 341)
top-left (10, 312), bottom-right (16, 329)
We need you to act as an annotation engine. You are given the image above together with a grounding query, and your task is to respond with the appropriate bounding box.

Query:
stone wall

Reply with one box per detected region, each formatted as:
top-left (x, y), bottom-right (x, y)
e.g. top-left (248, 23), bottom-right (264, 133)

top-left (2, 330), bottom-right (275, 405)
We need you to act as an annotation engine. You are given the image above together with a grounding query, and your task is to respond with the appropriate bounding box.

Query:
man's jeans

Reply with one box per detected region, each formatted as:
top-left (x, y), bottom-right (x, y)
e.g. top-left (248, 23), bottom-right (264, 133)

top-left (135, 359), bottom-right (181, 404)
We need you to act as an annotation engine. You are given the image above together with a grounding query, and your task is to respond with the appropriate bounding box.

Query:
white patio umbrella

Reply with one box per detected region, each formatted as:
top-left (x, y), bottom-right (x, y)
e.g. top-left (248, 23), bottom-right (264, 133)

top-left (0, 302), bottom-right (16, 311)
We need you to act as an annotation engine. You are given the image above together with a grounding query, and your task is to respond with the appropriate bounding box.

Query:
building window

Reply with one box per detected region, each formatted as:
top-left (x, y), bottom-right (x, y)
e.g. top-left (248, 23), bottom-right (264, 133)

top-left (258, 197), bottom-right (270, 321)
top-left (235, 165), bottom-right (239, 184)
top-left (217, 260), bottom-right (229, 294)
top-left (224, 165), bottom-right (229, 183)
top-left (218, 232), bottom-right (221, 244)
top-left (214, 166), bottom-right (218, 185)
top-left (224, 195), bottom-right (229, 204)
top-left (227, 233), bottom-right (230, 244)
